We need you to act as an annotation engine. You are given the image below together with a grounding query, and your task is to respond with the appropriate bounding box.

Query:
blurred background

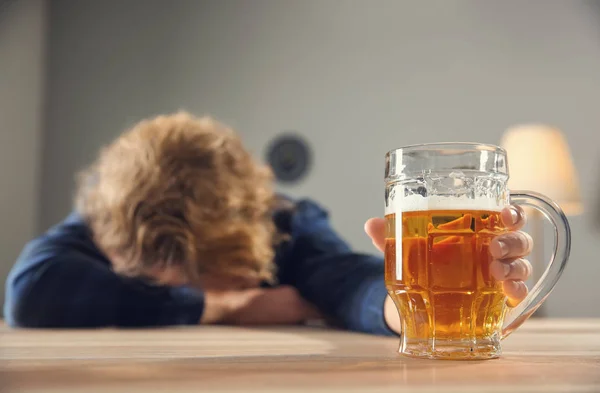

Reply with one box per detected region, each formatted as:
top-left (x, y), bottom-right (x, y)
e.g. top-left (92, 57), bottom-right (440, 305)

top-left (1, 0), bottom-right (599, 318)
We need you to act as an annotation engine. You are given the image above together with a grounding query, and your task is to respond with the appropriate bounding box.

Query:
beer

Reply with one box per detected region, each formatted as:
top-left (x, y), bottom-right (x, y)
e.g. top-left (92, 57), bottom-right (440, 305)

top-left (384, 142), bottom-right (571, 359)
top-left (384, 207), bottom-right (508, 358)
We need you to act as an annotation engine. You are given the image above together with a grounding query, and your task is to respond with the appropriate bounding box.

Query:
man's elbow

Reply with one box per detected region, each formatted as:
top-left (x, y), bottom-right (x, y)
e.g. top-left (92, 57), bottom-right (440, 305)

top-left (4, 296), bottom-right (38, 328)
top-left (4, 269), bottom-right (59, 328)
top-left (5, 286), bottom-right (35, 328)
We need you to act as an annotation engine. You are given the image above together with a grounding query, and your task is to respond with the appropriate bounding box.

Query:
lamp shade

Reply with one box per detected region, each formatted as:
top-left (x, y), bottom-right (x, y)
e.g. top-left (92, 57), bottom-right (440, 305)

top-left (500, 124), bottom-right (583, 216)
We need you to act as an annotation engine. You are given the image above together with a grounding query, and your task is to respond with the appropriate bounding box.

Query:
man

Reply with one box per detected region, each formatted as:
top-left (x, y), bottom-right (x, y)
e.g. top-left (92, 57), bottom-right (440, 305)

top-left (3, 112), bottom-right (532, 334)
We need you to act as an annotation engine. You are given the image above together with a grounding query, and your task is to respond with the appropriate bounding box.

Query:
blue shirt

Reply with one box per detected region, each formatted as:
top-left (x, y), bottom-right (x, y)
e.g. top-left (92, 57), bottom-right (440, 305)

top-left (4, 199), bottom-right (394, 335)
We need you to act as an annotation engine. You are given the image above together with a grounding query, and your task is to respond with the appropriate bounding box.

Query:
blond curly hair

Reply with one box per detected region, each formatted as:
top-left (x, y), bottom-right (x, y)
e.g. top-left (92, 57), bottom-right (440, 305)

top-left (75, 112), bottom-right (277, 284)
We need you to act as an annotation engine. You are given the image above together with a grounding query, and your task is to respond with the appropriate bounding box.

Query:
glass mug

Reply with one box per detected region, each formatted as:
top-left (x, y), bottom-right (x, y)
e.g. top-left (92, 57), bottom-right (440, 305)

top-left (384, 143), bottom-right (571, 360)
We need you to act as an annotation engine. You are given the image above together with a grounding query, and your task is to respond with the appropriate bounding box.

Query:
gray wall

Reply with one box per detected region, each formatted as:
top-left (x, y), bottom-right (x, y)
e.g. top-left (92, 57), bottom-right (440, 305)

top-left (0, 0), bottom-right (46, 309)
top-left (42, 0), bottom-right (600, 316)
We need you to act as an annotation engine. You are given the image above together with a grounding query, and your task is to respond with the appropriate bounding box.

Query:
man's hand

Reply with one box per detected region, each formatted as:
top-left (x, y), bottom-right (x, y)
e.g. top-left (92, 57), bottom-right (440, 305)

top-left (365, 205), bottom-right (533, 334)
top-left (489, 205), bottom-right (533, 305)
top-left (200, 285), bottom-right (321, 325)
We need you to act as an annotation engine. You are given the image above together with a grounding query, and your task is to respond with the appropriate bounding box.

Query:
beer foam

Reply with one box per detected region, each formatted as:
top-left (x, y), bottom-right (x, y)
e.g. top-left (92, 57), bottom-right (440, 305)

top-left (385, 194), bottom-right (506, 214)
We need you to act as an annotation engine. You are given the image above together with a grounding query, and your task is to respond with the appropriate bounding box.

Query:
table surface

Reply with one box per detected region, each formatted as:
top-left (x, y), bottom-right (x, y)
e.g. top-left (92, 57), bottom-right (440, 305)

top-left (1, 319), bottom-right (599, 393)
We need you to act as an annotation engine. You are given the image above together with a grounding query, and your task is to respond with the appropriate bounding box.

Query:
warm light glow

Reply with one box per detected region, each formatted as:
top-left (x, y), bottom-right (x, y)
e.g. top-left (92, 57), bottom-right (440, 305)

top-left (500, 124), bottom-right (582, 216)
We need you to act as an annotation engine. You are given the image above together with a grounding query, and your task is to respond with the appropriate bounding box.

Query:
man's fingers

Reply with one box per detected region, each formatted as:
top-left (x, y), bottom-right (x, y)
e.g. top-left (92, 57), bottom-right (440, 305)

top-left (490, 258), bottom-right (532, 282)
top-left (364, 217), bottom-right (386, 253)
top-left (501, 205), bottom-right (527, 231)
top-left (490, 230), bottom-right (533, 260)
top-left (503, 280), bottom-right (528, 306)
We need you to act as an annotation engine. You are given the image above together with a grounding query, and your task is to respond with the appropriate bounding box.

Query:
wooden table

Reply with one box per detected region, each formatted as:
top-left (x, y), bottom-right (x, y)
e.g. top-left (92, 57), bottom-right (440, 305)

top-left (1, 319), bottom-right (599, 392)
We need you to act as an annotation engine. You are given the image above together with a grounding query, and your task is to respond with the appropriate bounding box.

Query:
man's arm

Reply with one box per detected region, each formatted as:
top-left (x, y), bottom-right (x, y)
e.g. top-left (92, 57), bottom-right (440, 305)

top-left (4, 246), bottom-right (205, 328)
top-left (274, 198), bottom-right (398, 336)
top-left (5, 210), bottom-right (321, 329)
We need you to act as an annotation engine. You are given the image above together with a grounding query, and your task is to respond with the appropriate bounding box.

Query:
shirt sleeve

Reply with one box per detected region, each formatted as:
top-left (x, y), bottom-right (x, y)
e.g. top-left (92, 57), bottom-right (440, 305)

top-left (4, 242), bottom-right (205, 328)
top-left (274, 198), bottom-right (396, 336)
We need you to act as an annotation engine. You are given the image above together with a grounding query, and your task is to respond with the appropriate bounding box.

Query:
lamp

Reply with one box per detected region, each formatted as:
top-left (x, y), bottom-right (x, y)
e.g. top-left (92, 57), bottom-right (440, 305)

top-left (500, 124), bottom-right (582, 317)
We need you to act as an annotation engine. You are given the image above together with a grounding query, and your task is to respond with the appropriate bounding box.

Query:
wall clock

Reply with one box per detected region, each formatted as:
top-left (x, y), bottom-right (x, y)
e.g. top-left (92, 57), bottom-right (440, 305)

top-left (266, 133), bottom-right (312, 184)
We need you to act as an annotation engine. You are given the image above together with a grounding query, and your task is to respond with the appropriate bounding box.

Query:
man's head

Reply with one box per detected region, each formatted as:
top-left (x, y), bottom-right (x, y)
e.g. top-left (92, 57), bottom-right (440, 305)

top-left (75, 112), bottom-right (277, 286)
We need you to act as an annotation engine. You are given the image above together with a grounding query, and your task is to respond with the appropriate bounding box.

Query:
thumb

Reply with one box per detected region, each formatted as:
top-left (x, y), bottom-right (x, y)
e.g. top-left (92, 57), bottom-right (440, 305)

top-left (364, 217), bottom-right (386, 252)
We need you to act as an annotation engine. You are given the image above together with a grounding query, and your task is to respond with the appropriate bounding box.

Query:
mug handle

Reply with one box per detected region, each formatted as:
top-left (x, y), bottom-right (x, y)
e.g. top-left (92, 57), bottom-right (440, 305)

top-left (501, 190), bottom-right (572, 339)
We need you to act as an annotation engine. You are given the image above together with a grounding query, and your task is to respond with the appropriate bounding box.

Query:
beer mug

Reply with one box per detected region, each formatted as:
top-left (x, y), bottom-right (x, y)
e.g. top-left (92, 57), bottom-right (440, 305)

top-left (384, 143), bottom-right (571, 360)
